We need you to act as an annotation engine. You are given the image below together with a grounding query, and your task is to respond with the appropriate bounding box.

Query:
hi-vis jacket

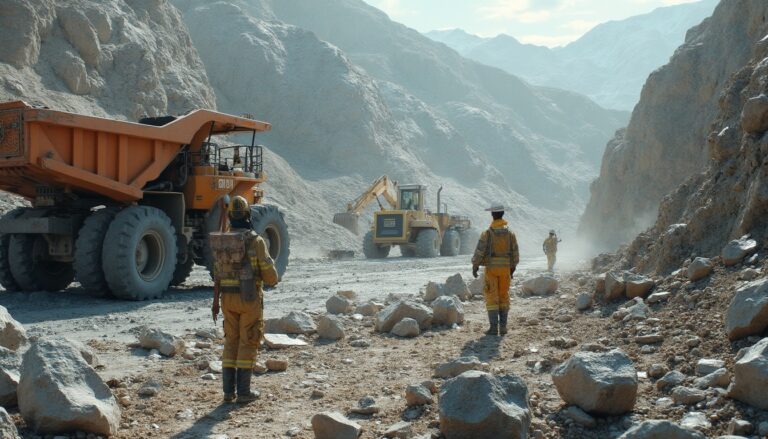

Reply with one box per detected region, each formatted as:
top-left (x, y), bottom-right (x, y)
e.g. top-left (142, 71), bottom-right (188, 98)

top-left (472, 219), bottom-right (520, 269)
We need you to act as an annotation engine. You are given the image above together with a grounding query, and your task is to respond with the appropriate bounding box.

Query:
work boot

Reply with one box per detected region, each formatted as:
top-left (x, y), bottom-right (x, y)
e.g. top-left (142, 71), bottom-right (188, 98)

top-left (222, 367), bottom-right (236, 403)
top-left (499, 311), bottom-right (508, 335)
top-left (485, 311), bottom-right (499, 336)
top-left (235, 368), bottom-right (260, 403)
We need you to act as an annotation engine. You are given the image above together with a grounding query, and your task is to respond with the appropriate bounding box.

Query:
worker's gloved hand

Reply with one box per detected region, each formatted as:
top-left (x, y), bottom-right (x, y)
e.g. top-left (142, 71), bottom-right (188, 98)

top-left (510, 267), bottom-right (516, 279)
top-left (211, 300), bottom-right (220, 324)
top-left (472, 265), bottom-right (479, 279)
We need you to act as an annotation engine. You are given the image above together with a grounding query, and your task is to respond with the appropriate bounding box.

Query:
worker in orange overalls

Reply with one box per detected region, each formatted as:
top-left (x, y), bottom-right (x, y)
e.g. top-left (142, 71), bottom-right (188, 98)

top-left (211, 196), bottom-right (278, 403)
top-left (472, 204), bottom-right (520, 336)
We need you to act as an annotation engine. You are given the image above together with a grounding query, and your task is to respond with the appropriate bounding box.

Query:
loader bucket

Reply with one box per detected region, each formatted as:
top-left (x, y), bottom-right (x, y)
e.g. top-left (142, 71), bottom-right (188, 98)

top-left (333, 212), bottom-right (360, 235)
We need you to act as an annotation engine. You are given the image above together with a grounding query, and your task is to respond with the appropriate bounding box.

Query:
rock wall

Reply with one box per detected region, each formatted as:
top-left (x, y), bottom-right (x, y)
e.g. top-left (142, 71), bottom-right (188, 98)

top-left (612, 0), bottom-right (768, 273)
top-left (578, 0), bottom-right (768, 252)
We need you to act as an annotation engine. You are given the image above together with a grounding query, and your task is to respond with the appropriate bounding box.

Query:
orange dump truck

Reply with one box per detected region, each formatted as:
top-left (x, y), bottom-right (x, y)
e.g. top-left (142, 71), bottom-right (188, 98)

top-left (0, 101), bottom-right (289, 300)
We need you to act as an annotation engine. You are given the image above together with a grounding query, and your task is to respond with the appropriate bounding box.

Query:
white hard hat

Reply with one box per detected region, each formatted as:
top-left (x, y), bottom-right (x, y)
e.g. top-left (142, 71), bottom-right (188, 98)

top-left (485, 203), bottom-right (505, 212)
top-left (549, 229), bottom-right (556, 234)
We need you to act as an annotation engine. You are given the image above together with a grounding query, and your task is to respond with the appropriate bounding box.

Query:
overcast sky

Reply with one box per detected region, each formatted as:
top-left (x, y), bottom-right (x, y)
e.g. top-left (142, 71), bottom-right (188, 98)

top-left (362, 0), bottom-right (703, 47)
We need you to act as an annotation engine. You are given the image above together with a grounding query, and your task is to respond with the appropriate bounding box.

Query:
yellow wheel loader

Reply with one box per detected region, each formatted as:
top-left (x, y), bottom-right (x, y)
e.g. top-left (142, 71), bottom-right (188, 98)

top-left (334, 176), bottom-right (475, 259)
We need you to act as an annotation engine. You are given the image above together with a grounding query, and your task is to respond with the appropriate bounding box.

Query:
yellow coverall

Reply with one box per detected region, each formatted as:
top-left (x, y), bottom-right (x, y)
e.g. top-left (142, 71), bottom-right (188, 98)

top-left (216, 231), bottom-right (278, 370)
top-left (472, 219), bottom-right (520, 312)
top-left (543, 235), bottom-right (558, 272)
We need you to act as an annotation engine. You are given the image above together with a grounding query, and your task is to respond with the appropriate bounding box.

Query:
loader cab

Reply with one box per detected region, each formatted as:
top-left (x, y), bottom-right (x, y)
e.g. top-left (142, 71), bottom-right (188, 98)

top-left (398, 185), bottom-right (426, 211)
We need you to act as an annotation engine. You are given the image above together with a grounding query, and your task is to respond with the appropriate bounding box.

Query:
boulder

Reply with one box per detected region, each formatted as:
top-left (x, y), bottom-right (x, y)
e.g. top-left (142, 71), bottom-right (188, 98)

top-left (18, 338), bottom-right (120, 435)
top-left (267, 311), bottom-right (317, 335)
top-left (680, 412), bottom-right (710, 431)
top-left (311, 412), bottom-right (361, 439)
top-left (742, 94), bottom-right (768, 134)
top-left (355, 301), bottom-right (383, 316)
top-left (406, 384), bottom-right (433, 406)
top-left (317, 315), bottom-right (345, 341)
top-left (469, 274), bottom-right (484, 297)
top-left (618, 420), bottom-right (706, 439)
top-left (696, 358), bottom-right (725, 376)
top-left (575, 293), bottom-right (593, 311)
top-left (431, 296), bottom-right (465, 326)
top-left (624, 297), bottom-right (650, 321)
top-left (687, 257), bottom-right (713, 282)
top-left (604, 272), bottom-right (626, 301)
top-left (375, 300), bottom-right (433, 333)
top-left (384, 421), bottom-right (413, 439)
top-left (656, 370), bottom-right (686, 391)
top-left (443, 274), bottom-right (471, 301)
top-left (562, 406), bottom-right (596, 428)
top-left (595, 274), bottom-right (606, 296)
top-left (0, 306), bottom-right (26, 351)
top-left (722, 236), bottom-right (758, 266)
top-left (0, 347), bottom-right (20, 407)
top-left (434, 356), bottom-right (484, 379)
top-left (424, 282), bottom-right (444, 303)
top-left (0, 407), bottom-right (20, 439)
top-left (326, 294), bottom-right (354, 315)
top-left (391, 318), bottom-right (420, 338)
top-left (439, 371), bottom-right (530, 439)
top-left (728, 337), bottom-right (768, 409)
top-left (551, 349), bottom-right (638, 415)
top-left (693, 368), bottom-right (730, 389)
top-left (671, 386), bottom-right (706, 405)
top-left (625, 274), bottom-right (654, 298)
top-left (138, 327), bottom-right (185, 357)
top-left (646, 292), bottom-right (671, 304)
top-left (337, 290), bottom-right (357, 301)
top-left (726, 278), bottom-right (768, 340)
top-left (521, 275), bottom-right (558, 296)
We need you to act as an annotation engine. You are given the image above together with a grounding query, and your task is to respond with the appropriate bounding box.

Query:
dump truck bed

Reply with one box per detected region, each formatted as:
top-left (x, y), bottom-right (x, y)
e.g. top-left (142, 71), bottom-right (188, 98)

top-left (0, 101), bottom-right (270, 202)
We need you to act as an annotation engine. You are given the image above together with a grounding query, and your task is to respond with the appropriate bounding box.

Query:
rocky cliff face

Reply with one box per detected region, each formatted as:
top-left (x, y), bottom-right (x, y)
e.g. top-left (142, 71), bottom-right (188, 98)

top-left (578, 0), bottom-right (767, 253)
top-left (595, 0), bottom-right (768, 273)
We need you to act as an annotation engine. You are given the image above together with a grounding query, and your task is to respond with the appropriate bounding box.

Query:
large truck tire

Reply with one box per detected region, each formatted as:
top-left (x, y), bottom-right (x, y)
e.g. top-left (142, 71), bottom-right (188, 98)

top-left (8, 234), bottom-right (75, 292)
top-left (459, 229), bottom-right (480, 255)
top-left (251, 205), bottom-right (290, 280)
top-left (441, 229), bottom-right (460, 257)
top-left (74, 208), bottom-right (117, 294)
top-left (102, 206), bottom-right (177, 300)
top-left (415, 228), bottom-right (440, 258)
top-left (400, 246), bottom-right (416, 257)
top-left (0, 208), bottom-right (25, 292)
top-left (363, 231), bottom-right (390, 259)
top-left (171, 243), bottom-right (195, 287)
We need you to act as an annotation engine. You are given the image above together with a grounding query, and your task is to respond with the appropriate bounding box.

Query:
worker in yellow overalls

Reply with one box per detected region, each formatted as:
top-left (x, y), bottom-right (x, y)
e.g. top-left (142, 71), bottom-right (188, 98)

top-left (211, 196), bottom-right (278, 403)
top-left (472, 204), bottom-right (519, 336)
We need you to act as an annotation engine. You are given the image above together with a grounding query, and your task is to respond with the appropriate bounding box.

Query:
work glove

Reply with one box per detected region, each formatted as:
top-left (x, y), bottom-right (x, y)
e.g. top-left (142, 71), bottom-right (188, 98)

top-left (212, 300), bottom-right (220, 324)
top-left (510, 267), bottom-right (516, 279)
top-left (472, 265), bottom-right (479, 279)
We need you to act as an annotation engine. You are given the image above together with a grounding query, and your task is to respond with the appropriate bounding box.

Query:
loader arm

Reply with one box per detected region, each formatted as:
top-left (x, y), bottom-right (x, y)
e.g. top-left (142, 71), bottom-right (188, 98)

top-left (333, 175), bottom-right (398, 235)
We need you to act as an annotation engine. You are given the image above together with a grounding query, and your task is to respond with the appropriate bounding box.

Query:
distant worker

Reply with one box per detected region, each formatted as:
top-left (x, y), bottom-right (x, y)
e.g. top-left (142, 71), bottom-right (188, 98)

top-left (543, 230), bottom-right (561, 272)
top-left (471, 204), bottom-right (519, 336)
top-left (210, 196), bottom-right (279, 404)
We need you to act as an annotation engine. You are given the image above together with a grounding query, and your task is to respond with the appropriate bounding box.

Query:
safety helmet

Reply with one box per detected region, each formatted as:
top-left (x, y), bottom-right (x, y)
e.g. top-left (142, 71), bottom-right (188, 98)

top-left (228, 195), bottom-right (251, 221)
top-left (549, 229), bottom-right (556, 235)
top-left (485, 203), bottom-right (505, 213)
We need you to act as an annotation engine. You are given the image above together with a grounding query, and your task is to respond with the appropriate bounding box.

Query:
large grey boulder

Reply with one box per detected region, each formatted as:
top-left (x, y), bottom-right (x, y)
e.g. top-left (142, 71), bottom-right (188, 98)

top-left (317, 315), bottom-right (345, 341)
top-left (728, 337), bottom-right (768, 409)
top-left (326, 294), bottom-right (354, 315)
top-left (722, 236), bottom-right (758, 266)
top-left (355, 301), bottom-right (383, 316)
top-left (604, 272), bottom-right (626, 301)
top-left (434, 356), bottom-right (484, 379)
top-left (439, 371), bottom-right (531, 439)
top-left (551, 349), bottom-right (638, 415)
top-left (18, 338), bottom-right (120, 435)
top-left (391, 318), bottom-right (420, 338)
top-left (521, 275), bottom-right (558, 296)
top-left (266, 311), bottom-right (317, 335)
top-left (575, 292), bottom-right (593, 311)
top-left (0, 306), bottom-right (26, 351)
top-left (742, 94), bottom-right (768, 134)
top-left (375, 300), bottom-right (433, 333)
top-left (687, 257), bottom-right (713, 282)
top-left (0, 347), bottom-right (20, 407)
top-left (0, 407), bottom-right (20, 439)
top-left (444, 273), bottom-right (471, 301)
top-left (619, 420), bottom-right (706, 439)
top-left (431, 296), bottom-right (465, 326)
top-left (138, 327), bottom-right (185, 357)
top-left (625, 274), bottom-right (654, 299)
top-left (311, 412), bottom-right (361, 439)
top-left (726, 278), bottom-right (768, 340)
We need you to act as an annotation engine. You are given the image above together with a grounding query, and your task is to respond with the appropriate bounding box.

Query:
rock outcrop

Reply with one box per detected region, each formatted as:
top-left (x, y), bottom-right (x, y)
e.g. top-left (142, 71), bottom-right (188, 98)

top-left (728, 337), bottom-right (768, 409)
top-left (726, 278), bottom-right (768, 341)
top-left (0, 306), bottom-right (26, 351)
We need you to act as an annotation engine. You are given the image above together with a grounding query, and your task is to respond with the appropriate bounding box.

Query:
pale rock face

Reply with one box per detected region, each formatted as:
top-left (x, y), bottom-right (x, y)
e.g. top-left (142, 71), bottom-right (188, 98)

top-left (726, 278), bottom-right (768, 341)
top-left (728, 337), bottom-right (768, 409)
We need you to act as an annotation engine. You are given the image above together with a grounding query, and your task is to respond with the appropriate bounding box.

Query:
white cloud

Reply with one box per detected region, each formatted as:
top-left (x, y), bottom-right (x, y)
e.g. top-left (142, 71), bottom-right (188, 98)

top-left (375, 0), bottom-right (418, 19)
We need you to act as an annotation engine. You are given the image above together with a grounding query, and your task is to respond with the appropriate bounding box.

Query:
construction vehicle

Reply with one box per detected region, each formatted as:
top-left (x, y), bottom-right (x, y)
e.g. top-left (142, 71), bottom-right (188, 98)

top-left (0, 101), bottom-right (289, 300)
top-left (334, 175), bottom-right (476, 258)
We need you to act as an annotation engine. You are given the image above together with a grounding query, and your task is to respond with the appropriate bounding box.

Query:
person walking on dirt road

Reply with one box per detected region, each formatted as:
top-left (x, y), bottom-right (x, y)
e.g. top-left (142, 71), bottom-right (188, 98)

top-left (210, 196), bottom-right (278, 403)
top-left (543, 230), bottom-right (561, 272)
top-left (471, 204), bottom-right (519, 336)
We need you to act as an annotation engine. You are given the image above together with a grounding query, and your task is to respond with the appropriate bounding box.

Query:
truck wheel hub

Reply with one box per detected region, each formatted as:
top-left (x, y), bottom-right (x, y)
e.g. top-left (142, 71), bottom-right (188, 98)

top-left (135, 230), bottom-right (165, 281)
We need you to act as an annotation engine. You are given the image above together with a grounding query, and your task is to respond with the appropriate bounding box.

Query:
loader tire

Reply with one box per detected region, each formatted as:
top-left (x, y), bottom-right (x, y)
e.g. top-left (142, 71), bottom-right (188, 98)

top-left (251, 205), bottom-right (290, 280)
top-left (415, 228), bottom-right (440, 258)
top-left (441, 229), bottom-right (460, 257)
top-left (9, 234), bottom-right (74, 292)
top-left (459, 229), bottom-right (480, 255)
top-left (0, 208), bottom-right (25, 292)
top-left (363, 231), bottom-right (390, 259)
top-left (400, 246), bottom-right (416, 258)
top-left (103, 206), bottom-right (177, 300)
top-left (74, 208), bottom-right (118, 294)
top-left (171, 247), bottom-right (195, 287)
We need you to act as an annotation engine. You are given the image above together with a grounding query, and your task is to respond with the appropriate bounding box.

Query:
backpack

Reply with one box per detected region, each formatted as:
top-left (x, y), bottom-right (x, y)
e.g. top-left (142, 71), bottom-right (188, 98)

top-left (209, 231), bottom-right (258, 300)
